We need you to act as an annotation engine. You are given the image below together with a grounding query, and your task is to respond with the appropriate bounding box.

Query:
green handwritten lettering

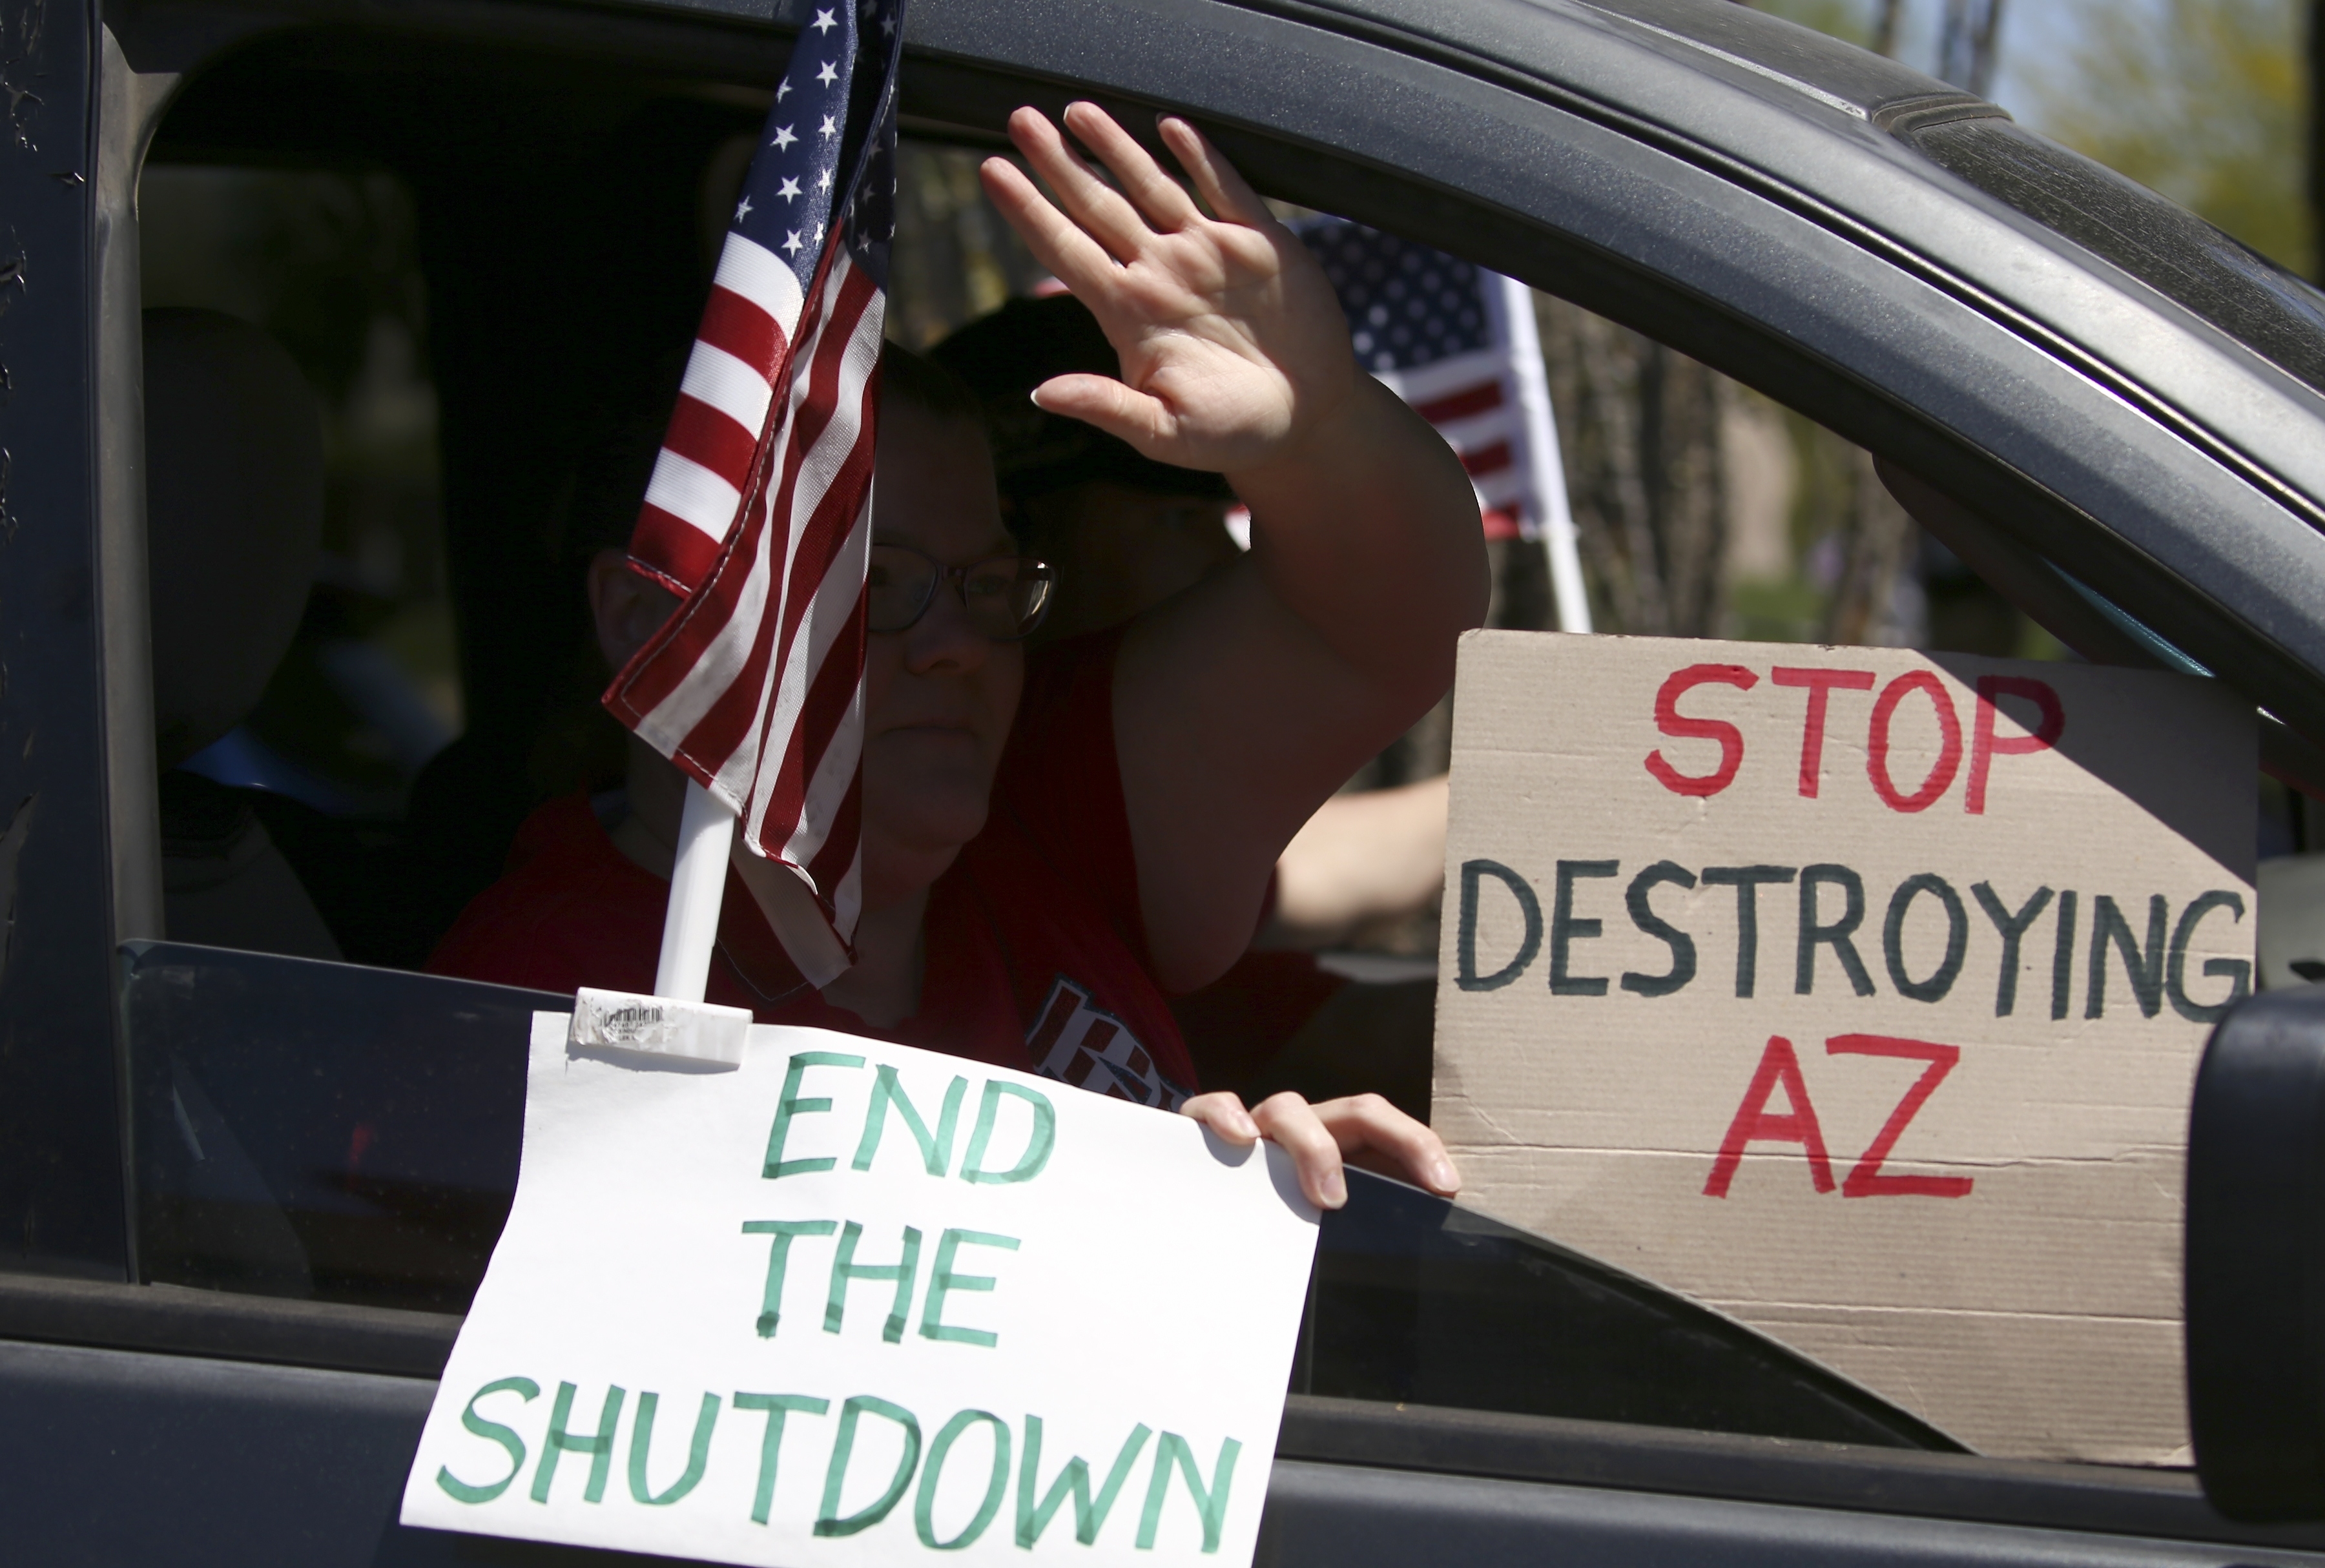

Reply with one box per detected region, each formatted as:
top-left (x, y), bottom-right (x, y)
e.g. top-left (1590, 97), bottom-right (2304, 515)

top-left (763, 1051), bottom-right (867, 1179)
top-left (852, 1066), bottom-right (967, 1176)
top-left (530, 1381), bottom-right (626, 1505)
top-left (826, 1221), bottom-right (922, 1343)
top-left (1018, 1416), bottom-right (1150, 1547)
top-left (1136, 1432), bottom-right (1240, 1553)
top-left (734, 1392), bottom-right (829, 1525)
top-left (915, 1409), bottom-right (1011, 1550)
top-left (960, 1082), bottom-right (1055, 1185)
top-left (435, 1376), bottom-right (538, 1505)
top-left (919, 1230), bottom-right (1020, 1348)
top-left (741, 1219), bottom-right (837, 1337)
top-left (816, 1396), bottom-right (922, 1537)
top-left (626, 1392), bottom-right (718, 1507)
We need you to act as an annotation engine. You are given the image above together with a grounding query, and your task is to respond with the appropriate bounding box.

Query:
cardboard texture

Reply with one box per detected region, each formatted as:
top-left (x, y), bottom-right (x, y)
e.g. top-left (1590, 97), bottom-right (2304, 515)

top-left (1432, 631), bottom-right (2255, 1461)
top-left (402, 1018), bottom-right (1319, 1565)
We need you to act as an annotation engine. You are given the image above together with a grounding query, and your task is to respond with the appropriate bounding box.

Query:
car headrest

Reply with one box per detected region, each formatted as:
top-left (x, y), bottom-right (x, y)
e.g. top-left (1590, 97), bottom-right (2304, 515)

top-left (144, 307), bottom-right (326, 770)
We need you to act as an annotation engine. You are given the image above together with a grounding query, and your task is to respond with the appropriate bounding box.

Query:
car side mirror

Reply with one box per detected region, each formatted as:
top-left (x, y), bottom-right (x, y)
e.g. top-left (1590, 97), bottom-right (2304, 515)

top-left (2188, 985), bottom-right (2325, 1520)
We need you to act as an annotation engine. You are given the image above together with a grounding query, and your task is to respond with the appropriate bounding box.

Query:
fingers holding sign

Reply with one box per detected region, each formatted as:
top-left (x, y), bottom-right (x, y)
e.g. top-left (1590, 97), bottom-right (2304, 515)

top-left (1183, 1091), bottom-right (1461, 1211)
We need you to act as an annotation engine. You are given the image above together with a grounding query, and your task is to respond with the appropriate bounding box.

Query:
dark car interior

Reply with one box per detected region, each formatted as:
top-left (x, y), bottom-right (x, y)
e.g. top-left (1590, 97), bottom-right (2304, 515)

top-left (145, 33), bottom-right (776, 974)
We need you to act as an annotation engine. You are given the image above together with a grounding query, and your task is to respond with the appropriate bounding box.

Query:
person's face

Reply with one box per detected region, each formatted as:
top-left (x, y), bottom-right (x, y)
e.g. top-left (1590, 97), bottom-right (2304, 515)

top-left (1018, 482), bottom-right (1238, 641)
top-left (859, 399), bottom-right (1024, 907)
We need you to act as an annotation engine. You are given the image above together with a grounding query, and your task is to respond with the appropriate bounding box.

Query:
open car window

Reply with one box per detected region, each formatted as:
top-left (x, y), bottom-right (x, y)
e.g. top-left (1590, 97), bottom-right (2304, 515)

top-left (108, 14), bottom-right (2322, 1485)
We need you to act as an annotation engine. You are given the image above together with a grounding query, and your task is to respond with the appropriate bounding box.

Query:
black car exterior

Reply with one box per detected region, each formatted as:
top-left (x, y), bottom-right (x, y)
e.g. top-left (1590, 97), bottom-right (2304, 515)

top-left (9, 0), bottom-right (2325, 1562)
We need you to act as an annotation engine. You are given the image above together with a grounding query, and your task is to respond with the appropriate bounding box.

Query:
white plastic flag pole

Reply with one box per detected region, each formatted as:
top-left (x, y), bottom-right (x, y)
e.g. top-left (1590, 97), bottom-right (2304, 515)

top-left (1493, 271), bottom-right (1593, 635)
top-left (568, 778), bottom-right (753, 1067)
top-left (654, 779), bottom-right (738, 1003)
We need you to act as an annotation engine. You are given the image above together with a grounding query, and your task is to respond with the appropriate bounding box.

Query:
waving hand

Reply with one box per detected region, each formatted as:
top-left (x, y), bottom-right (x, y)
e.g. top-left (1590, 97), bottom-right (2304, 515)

top-left (980, 104), bottom-right (1359, 481)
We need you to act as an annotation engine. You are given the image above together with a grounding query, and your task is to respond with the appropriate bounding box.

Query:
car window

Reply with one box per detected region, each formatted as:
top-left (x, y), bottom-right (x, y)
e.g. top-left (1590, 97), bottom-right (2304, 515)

top-left (111, 20), bottom-right (2301, 1475)
top-left (123, 942), bottom-right (553, 1310)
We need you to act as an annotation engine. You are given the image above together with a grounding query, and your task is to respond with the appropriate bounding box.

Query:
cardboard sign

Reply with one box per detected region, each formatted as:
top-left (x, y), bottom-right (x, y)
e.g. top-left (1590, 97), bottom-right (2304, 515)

top-left (402, 1018), bottom-right (1318, 1564)
top-left (1432, 631), bottom-right (2255, 1463)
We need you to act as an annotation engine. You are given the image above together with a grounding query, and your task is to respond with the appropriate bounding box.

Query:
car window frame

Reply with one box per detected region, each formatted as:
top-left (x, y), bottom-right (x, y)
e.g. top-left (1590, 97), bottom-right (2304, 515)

top-left (0, 0), bottom-right (138, 1284)
top-left (25, 0), bottom-right (2325, 1501)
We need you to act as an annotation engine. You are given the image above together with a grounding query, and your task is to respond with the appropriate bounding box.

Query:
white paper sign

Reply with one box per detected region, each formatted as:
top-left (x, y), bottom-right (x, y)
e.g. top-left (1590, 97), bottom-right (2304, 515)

top-left (401, 1018), bottom-right (1319, 1565)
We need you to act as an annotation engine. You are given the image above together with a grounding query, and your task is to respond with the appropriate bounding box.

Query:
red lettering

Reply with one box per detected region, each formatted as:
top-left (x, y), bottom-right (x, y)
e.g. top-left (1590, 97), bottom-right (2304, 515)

top-left (1771, 667), bottom-right (1876, 798)
top-left (1965, 676), bottom-right (2064, 815)
top-left (1825, 1035), bottom-right (1974, 1198)
top-left (1866, 670), bottom-right (1963, 812)
top-left (1646, 664), bottom-right (1759, 798)
top-left (1703, 1036), bottom-right (1835, 1197)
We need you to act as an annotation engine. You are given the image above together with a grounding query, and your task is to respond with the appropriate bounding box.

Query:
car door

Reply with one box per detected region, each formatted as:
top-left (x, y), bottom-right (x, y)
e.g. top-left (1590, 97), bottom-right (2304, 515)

top-left (8, 0), bottom-right (2325, 1563)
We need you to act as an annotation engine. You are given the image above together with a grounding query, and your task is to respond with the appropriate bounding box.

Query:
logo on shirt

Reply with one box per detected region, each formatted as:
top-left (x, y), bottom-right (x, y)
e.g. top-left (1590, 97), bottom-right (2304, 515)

top-left (1026, 976), bottom-right (1188, 1111)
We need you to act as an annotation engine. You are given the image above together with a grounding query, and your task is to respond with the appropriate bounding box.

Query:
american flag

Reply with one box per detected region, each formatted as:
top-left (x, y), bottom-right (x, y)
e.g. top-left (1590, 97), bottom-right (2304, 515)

top-left (1296, 217), bottom-right (1591, 633)
top-left (603, 0), bottom-right (905, 984)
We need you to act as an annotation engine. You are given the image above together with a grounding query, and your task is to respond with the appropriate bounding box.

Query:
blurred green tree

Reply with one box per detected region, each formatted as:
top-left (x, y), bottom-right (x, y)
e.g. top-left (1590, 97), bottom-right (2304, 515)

top-left (2032, 0), bottom-right (2308, 276)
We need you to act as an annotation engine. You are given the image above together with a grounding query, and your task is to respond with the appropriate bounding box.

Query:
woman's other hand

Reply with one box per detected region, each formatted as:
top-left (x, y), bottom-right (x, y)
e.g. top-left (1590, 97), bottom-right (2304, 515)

top-left (1181, 1089), bottom-right (1460, 1211)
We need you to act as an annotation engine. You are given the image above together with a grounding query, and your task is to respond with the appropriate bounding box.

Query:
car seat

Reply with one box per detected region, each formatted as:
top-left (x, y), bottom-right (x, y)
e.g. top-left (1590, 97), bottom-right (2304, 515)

top-left (145, 306), bottom-right (342, 961)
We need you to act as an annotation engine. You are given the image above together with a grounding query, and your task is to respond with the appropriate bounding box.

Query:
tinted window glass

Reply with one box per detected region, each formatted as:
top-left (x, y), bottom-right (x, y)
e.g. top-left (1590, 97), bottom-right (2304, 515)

top-left (139, 161), bottom-right (479, 972)
top-left (119, 943), bottom-right (1950, 1445)
top-left (1305, 1173), bottom-right (1958, 1449)
top-left (123, 942), bottom-right (553, 1310)
top-left (1908, 117), bottom-right (2325, 396)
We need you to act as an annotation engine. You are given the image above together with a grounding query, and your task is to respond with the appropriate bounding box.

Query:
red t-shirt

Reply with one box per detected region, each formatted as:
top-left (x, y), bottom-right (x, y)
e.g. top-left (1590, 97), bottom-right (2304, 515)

top-left (429, 633), bottom-right (1199, 1106)
top-left (1173, 949), bottom-right (1347, 1089)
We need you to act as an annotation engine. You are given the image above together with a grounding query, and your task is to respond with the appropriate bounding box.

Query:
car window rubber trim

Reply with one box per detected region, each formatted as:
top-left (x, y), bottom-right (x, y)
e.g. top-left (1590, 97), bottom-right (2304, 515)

top-left (0, 1269), bottom-right (460, 1379)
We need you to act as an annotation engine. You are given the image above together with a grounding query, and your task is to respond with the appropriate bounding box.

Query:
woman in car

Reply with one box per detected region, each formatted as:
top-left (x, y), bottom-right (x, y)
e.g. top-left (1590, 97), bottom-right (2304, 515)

top-left (431, 103), bottom-right (1478, 1208)
top-left (934, 288), bottom-right (1449, 1115)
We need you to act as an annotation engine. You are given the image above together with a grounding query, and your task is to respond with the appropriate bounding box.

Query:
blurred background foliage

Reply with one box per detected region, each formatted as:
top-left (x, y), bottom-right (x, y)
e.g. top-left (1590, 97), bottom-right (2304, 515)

top-left (2026, 0), bottom-right (2307, 276)
top-left (1727, 0), bottom-right (2317, 669)
top-left (1758, 0), bottom-right (2311, 278)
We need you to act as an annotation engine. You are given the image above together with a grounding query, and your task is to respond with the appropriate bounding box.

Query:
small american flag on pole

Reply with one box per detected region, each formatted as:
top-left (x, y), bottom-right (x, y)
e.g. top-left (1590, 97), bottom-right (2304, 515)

top-left (1296, 216), bottom-right (1592, 634)
top-left (604, 0), bottom-right (905, 985)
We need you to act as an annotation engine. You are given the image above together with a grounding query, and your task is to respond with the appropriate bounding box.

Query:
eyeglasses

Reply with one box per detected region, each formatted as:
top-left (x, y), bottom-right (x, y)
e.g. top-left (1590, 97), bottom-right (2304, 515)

top-left (865, 544), bottom-right (1057, 640)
